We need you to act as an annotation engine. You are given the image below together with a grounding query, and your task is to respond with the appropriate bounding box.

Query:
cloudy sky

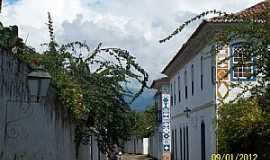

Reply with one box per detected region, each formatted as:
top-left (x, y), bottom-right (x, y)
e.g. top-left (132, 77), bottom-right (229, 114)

top-left (0, 0), bottom-right (264, 109)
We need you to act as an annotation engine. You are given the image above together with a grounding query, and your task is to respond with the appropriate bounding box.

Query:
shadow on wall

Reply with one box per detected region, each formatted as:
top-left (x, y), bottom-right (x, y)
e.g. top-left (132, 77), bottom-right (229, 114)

top-left (0, 49), bottom-right (105, 160)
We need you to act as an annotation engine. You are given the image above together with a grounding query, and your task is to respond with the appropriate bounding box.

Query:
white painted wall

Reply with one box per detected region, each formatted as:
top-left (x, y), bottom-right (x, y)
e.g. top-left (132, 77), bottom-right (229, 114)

top-left (169, 44), bottom-right (217, 160)
top-left (171, 104), bottom-right (216, 160)
top-left (124, 136), bottom-right (148, 155)
top-left (170, 45), bottom-right (216, 116)
top-left (169, 42), bottom-right (257, 160)
top-left (143, 138), bottom-right (149, 155)
top-left (0, 49), bottom-right (106, 160)
top-left (148, 127), bottom-right (162, 159)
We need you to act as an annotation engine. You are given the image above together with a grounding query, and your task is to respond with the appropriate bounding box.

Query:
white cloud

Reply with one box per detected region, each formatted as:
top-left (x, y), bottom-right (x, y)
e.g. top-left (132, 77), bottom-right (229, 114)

top-left (0, 0), bottom-right (265, 84)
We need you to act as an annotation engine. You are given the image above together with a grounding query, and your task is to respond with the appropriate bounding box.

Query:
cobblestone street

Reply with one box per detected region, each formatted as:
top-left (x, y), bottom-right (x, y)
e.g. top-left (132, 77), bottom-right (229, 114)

top-left (122, 154), bottom-right (153, 160)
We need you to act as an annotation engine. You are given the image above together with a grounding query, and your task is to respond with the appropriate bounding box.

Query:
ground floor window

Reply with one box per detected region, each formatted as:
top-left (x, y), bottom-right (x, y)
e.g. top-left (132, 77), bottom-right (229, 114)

top-left (180, 128), bottom-right (183, 160)
top-left (186, 126), bottom-right (189, 160)
top-left (175, 129), bottom-right (178, 160)
top-left (179, 125), bottom-right (189, 160)
top-left (201, 121), bottom-right (206, 160)
top-left (183, 127), bottom-right (186, 160)
top-left (172, 129), bottom-right (174, 160)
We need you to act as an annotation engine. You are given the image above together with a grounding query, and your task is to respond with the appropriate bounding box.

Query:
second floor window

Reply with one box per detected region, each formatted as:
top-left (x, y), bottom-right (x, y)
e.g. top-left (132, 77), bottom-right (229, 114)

top-left (184, 70), bottom-right (188, 99)
top-left (211, 66), bottom-right (216, 85)
top-left (200, 56), bottom-right (204, 90)
top-left (211, 57), bottom-right (216, 85)
top-left (231, 43), bottom-right (255, 81)
top-left (174, 80), bottom-right (176, 105)
top-left (191, 64), bottom-right (194, 96)
top-left (171, 83), bottom-right (173, 106)
top-left (178, 75), bottom-right (181, 103)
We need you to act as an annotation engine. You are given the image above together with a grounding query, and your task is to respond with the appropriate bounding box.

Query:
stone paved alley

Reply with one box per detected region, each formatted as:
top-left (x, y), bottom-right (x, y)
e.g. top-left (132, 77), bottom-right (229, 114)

top-left (122, 154), bottom-right (153, 160)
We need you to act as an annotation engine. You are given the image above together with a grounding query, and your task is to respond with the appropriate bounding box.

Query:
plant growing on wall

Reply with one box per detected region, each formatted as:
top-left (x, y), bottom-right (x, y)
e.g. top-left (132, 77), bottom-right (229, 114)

top-left (0, 12), bottom-right (148, 159)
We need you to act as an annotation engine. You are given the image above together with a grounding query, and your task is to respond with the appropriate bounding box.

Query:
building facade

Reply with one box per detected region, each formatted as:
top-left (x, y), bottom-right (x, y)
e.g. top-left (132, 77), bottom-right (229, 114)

top-left (164, 42), bottom-right (216, 160)
top-left (149, 77), bottom-right (171, 160)
top-left (160, 2), bottom-right (267, 160)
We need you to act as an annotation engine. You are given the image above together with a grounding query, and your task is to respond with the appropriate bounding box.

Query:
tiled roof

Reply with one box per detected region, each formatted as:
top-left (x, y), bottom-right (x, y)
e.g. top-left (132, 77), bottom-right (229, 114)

top-left (162, 1), bottom-right (269, 76)
top-left (151, 77), bottom-right (169, 89)
top-left (210, 0), bottom-right (269, 22)
top-left (238, 1), bottom-right (269, 16)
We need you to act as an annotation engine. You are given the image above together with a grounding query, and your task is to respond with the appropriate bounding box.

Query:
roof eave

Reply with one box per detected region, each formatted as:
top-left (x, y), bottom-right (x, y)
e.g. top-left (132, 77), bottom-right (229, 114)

top-left (151, 77), bottom-right (169, 89)
top-left (161, 20), bottom-right (209, 76)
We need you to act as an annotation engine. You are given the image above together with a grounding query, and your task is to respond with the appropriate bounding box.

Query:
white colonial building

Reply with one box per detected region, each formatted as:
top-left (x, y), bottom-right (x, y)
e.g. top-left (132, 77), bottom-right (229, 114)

top-left (149, 77), bottom-right (171, 160)
top-left (163, 32), bottom-right (217, 160)
top-left (160, 1), bottom-right (267, 160)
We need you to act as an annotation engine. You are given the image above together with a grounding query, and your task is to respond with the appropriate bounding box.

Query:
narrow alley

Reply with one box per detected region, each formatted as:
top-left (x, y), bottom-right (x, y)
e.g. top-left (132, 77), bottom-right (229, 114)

top-left (122, 154), bottom-right (153, 160)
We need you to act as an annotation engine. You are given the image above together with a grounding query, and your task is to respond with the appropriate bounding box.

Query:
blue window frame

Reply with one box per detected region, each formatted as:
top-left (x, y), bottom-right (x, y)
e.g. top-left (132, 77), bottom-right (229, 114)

top-left (211, 66), bottom-right (216, 85)
top-left (184, 70), bottom-right (188, 99)
top-left (230, 43), bottom-right (256, 81)
top-left (171, 83), bottom-right (173, 106)
top-left (200, 56), bottom-right (204, 90)
top-left (178, 75), bottom-right (181, 103)
top-left (174, 80), bottom-right (176, 105)
top-left (191, 64), bottom-right (194, 96)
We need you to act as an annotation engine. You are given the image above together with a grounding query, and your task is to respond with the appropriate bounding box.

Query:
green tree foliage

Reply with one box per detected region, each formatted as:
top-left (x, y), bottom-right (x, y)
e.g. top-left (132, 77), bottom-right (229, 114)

top-left (0, 13), bottom-right (148, 159)
top-left (132, 105), bottom-right (156, 138)
top-left (218, 98), bottom-right (270, 158)
top-left (0, 22), bottom-right (24, 50)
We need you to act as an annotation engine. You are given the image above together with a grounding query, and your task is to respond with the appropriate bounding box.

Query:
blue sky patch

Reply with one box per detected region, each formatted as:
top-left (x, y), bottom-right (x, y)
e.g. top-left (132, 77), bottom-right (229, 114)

top-left (6, 0), bottom-right (19, 5)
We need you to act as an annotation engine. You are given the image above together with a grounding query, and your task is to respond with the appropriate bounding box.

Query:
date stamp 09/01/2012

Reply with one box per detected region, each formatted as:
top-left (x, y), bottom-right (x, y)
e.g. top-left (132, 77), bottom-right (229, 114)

top-left (211, 154), bottom-right (258, 160)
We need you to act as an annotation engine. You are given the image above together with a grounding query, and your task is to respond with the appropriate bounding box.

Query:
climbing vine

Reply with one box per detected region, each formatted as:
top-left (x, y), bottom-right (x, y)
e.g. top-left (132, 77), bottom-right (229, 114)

top-left (160, 1), bottom-right (270, 99)
top-left (0, 12), bottom-right (148, 159)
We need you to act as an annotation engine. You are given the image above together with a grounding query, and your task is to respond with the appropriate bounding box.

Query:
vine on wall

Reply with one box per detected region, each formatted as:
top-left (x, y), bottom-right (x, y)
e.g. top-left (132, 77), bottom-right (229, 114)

top-left (0, 12), bottom-right (149, 159)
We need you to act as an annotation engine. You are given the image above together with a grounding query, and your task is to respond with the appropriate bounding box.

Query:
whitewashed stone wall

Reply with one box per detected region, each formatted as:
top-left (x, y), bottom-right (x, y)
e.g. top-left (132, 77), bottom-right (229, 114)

top-left (124, 136), bottom-right (148, 155)
top-left (0, 49), bottom-right (105, 160)
top-left (148, 128), bottom-right (162, 160)
top-left (169, 44), bottom-right (216, 160)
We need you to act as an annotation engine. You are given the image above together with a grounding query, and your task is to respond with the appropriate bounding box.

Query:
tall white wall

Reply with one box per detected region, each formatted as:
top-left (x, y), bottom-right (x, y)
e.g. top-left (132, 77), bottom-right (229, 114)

top-left (148, 127), bottom-right (162, 159)
top-left (0, 49), bottom-right (106, 160)
top-left (124, 136), bottom-right (148, 155)
top-left (169, 44), bottom-right (216, 160)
